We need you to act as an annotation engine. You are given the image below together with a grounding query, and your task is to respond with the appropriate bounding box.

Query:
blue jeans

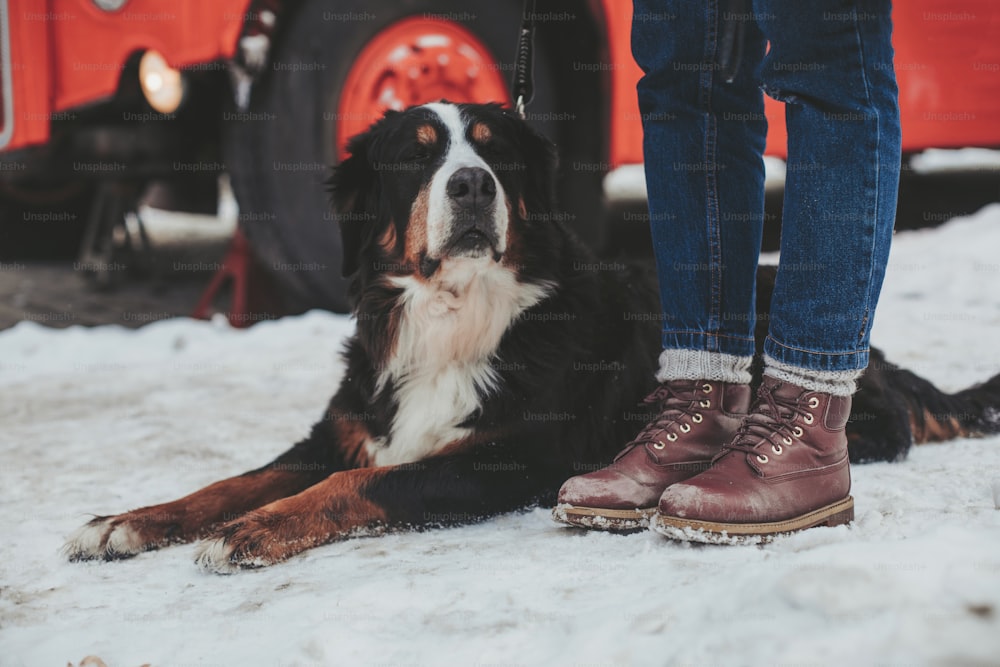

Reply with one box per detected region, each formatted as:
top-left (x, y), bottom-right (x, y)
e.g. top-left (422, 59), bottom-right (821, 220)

top-left (634, 0), bottom-right (900, 376)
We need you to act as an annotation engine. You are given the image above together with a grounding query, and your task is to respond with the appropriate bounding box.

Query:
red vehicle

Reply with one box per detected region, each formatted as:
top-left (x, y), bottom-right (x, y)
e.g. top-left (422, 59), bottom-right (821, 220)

top-left (2, 0), bottom-right (999, 312)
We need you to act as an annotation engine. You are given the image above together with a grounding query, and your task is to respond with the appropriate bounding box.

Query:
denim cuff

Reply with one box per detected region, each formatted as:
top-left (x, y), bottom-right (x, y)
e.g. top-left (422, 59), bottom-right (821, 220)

top-left (656, 349), bottom-right (754, 385)
top-left (763, 355), bottom-right (862, 397)
top-left (661, 330), bottom-right (756, 359)
top-left (763, 335), bottom-right (870, 373)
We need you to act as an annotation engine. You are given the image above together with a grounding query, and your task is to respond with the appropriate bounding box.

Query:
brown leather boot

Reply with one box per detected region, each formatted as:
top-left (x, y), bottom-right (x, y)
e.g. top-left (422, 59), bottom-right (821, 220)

top-left (653, 377), bottom-right (854, 544)
top-left (553, 379), bottom-right (751, 531)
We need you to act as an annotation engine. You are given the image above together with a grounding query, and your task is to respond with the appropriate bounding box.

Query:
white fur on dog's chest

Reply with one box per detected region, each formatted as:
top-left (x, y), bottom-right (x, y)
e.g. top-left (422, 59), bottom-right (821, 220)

top-left (369, 364), bottom-right (485, 467)
top-left (367, 259), bottom-right (551, 467)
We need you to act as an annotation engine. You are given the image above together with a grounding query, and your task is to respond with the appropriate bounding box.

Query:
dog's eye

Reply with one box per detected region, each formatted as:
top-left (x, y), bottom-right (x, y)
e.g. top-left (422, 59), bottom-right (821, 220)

top-left (477, 135), bottom-right (511, 158)
top-left (475, 143), bottom-right (501, 162)
top-left (405, 146), bottom-right (433, 163)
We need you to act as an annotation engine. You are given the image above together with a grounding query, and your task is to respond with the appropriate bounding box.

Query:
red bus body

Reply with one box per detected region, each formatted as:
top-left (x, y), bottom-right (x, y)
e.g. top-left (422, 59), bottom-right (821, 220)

top-left (1, 0), bottom-right (246, 152)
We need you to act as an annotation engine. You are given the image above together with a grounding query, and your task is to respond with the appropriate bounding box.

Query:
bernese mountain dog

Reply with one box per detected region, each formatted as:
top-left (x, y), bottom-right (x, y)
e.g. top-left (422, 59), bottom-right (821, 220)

top-left (65, 102), bottom-right (1000, 572)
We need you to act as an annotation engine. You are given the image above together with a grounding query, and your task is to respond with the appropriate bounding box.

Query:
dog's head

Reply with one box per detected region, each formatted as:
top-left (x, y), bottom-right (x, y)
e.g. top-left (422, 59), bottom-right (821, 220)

top-left (330, 102), bottom-right (558, 282)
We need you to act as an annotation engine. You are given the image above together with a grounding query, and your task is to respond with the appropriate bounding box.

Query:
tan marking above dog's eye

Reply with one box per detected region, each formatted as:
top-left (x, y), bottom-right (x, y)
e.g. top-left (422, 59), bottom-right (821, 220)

top-left (471, 122), bottom-right (492, 144)
top-left (416, 124), bottom-right (438, 146)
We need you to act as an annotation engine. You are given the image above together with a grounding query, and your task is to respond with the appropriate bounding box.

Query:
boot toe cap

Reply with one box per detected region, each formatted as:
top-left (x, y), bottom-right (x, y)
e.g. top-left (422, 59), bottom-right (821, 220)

top-left (658, 483), bottom-right (736, 522)
top-left (558, 470), bottom-right (660, 509)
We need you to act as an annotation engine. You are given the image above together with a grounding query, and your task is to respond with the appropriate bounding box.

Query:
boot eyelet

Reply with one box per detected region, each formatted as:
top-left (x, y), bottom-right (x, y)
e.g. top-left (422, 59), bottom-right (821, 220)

top-left (803, 413), bottom-right (814, 425)
top-left (782, 436), bottom-right (793, 445)
top-left (700, 399), bottom-right (711, 408)
top-left (652, 441), bottom-right (666, 450)
top-left (808, 397), bottom-right (820, 409)
top-left (666, 433), bottom-right (678, 442)
top-left (771, 444), bottom-right (783, 455)
top-left (692, 413), bottom-right (703, 423)
top-left (792, 426), bottom-right (803, 437)
top-left (702, 383), bottom-right (713, 393)
top-left (679, 423), bottom-right (691, 433)
top-left (756, 454), bottom-right (769, 463)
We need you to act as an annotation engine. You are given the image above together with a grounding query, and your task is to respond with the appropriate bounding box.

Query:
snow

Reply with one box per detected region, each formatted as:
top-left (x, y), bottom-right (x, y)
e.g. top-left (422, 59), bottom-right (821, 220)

top-left (604, 149), bottom-right (1000, 203)
top-left (3, 206), bottom-right (1000, 666)
top-left (910, 147), bottom-right (1000, 174)
top-left (603, 156), bottom-right (787, 203)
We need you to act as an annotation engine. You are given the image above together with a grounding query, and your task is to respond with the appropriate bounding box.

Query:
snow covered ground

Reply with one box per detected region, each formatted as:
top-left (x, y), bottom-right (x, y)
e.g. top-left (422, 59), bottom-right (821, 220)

top-left (2, 206), bottom-right (1000, 667)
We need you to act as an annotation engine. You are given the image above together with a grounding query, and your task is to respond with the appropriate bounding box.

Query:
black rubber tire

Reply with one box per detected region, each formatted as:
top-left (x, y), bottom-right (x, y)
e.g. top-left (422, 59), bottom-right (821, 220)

top-left (0, 185), bottom-right (92, 260)
top-left (225, 0), bottom-right (601, 313)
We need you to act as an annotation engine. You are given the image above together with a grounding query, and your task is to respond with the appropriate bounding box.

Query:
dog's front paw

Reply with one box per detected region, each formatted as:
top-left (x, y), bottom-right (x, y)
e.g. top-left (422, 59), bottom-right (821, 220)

top-left (63, 505), bottom-right (195, 562)
top-left (194, 512), bottom-right (304, 574)
top-left (63, 515), bottom-right (152, 562)
top-left (193, 534), bottom-right (243, 574)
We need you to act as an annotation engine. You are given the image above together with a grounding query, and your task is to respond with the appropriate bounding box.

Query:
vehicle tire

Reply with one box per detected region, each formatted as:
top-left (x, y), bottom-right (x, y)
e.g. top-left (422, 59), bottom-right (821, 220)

top-left (0, 183), bottom-right (91, 260)
top-left (225, 0), bottom-right (603, 313)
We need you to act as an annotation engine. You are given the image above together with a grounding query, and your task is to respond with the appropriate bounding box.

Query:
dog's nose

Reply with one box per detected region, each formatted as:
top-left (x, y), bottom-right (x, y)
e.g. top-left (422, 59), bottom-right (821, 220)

top-left (446, 167), bottom-right (496, 209)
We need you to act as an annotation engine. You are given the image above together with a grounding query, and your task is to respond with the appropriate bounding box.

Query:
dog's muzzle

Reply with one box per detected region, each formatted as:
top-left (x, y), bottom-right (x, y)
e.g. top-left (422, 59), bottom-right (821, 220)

top-left (444, 167), bottom-right (502, 257)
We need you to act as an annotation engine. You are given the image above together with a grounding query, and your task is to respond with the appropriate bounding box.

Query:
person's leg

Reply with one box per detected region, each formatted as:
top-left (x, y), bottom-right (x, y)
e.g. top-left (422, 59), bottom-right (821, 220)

top-left (759, 0), bottom-right (900, 391)
top-left (655, 0), bottom-right (901, 542)
top-left (634, 0), bottom-right (767, 384)
top-left (553, 0), bottom-right (766, 530)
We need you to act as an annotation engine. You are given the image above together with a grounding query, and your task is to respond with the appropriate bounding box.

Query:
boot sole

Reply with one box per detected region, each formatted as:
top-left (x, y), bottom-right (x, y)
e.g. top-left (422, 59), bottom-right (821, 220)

top-left (651, 496), bottom-right (855, 545)
top-left (552, 503), bottom-right (656, 532)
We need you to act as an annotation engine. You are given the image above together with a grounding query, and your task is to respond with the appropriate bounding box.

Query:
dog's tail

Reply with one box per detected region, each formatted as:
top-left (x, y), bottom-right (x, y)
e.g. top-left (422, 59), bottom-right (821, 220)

top-left (850, 353), bottom-right (1000, 462)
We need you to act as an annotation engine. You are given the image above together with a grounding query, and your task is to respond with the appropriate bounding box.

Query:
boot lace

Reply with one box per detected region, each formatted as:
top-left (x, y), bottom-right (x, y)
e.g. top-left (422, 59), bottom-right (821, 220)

top-left (718, 382), bottom-right (818, 464)
top-left (614, 381), bottom-right (711, 461)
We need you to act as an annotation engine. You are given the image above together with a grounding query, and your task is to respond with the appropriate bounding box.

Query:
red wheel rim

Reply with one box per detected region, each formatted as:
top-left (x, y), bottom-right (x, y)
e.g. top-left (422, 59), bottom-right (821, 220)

top-left (336, 17), bottom-right (512, 159)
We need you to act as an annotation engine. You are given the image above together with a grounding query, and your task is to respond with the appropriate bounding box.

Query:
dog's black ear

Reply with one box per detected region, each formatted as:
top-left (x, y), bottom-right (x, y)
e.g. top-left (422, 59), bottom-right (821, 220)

top-left (512, 113), bottom-right (559, 213)
top-left (330, 130), bottom-right (379, 277)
